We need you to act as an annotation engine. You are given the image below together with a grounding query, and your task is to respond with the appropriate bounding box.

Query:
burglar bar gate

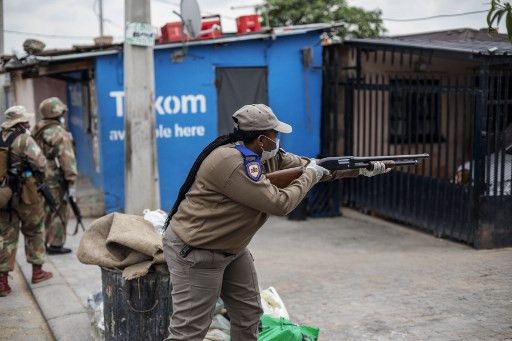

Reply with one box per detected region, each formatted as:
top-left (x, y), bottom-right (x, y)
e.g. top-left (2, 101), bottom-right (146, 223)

top-left (321, 48), bottom-right (512, 246)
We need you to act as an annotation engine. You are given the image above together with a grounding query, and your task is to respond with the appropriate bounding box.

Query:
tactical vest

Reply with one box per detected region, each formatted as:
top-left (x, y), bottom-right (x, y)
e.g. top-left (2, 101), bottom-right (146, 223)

top-left (0, 129), bottom-right (24, 183)
top-left (0, 129), bottom-right (24, 208)
top-left (32, 120), bottom-right (60, 159)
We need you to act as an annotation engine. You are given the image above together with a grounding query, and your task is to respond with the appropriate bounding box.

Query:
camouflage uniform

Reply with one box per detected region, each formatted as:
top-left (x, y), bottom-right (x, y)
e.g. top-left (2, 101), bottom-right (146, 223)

top-left (0, 107), bottom-right (48, 273)
top-left (33, 98), bottom-right (77, 248)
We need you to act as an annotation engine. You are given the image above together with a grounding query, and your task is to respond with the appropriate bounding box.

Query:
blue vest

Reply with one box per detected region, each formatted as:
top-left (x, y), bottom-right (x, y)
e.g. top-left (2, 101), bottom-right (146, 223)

top-left (234, 144), bottom-right (263, 182)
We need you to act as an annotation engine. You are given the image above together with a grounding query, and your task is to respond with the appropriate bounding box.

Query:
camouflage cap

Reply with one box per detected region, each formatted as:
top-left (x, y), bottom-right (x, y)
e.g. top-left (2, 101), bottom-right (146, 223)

top-left (1, 105), bottom-right (34, 129)
top-left (39, 97), bottom-right (67, 118)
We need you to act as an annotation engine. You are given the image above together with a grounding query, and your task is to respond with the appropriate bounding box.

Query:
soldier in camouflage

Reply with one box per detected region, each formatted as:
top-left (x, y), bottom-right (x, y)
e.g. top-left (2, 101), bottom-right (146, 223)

top-left (33, 97), bottom-right (78, 255)
top-left (0, 106), bottom-right (53, 296)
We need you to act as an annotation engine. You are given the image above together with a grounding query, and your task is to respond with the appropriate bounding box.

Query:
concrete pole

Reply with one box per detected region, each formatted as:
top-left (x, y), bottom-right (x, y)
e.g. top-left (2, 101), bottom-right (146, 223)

top-left (99, 0), bottom-right (104, 36)
top-left (0, 0), bottom-right (3, 54)
top-left (0, 0), bottom-right (5, 113)
top-left (123, 0), bottom-right (160, 214)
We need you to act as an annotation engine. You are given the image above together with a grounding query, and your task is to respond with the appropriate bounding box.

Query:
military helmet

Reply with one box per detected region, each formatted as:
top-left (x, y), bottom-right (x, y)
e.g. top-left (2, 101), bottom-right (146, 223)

top-left (39, 97), bottom-right (67, 118)
top-left (1, 105), bottom-right (34, 129)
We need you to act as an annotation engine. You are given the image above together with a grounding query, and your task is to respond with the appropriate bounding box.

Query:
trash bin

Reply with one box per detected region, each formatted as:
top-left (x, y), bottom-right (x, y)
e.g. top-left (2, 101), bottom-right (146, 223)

top-left (101, 265), bottom-right (172, 340)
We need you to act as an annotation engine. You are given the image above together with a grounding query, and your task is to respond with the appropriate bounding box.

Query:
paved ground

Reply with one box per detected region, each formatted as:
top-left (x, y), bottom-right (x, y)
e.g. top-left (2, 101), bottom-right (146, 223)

top-left (0, 264), bottom-right (53, 341)
top-left (251, 210), bottom-right (512, 340)
top-left (6, 212), bottom-right (512, 340)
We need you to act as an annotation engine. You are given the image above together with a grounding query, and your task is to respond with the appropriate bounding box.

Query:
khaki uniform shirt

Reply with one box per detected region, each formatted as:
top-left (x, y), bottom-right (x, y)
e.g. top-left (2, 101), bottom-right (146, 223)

top-left (170, 143), bottom-right (317, 254)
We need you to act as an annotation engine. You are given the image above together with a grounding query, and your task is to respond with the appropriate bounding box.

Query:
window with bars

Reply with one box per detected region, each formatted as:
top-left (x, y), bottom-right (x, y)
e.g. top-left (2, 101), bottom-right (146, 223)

top-left (389, 78), bottom-right (443, 144)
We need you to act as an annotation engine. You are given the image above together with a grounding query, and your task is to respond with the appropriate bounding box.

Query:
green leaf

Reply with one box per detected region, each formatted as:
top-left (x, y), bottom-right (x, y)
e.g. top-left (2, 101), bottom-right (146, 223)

top-left (487, 9), bottom-right (496, 27)
top-left (506, 9), bottom-right (512, 41)
top-left (492, 9), bottom-right (504, 26)
top-left (497, 9), bottom-right (507, 25)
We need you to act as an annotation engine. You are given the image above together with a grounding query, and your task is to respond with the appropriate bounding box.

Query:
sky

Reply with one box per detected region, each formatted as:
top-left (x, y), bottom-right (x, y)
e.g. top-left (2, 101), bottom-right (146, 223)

top-left (2, 0), bottom-right (507, 54)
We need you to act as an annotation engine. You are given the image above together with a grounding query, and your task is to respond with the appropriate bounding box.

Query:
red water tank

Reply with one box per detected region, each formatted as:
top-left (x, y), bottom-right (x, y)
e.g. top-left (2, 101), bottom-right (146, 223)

top-left (236, 15), bottom-right (261, 34)
top-left (200, 16), bottom-right (222, 39)
top-left (160, 22), bottom-right (186, 43)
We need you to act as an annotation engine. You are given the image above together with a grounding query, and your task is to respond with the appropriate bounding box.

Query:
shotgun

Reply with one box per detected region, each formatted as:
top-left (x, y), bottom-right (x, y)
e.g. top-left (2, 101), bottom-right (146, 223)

top-left (266, 154), bottom-right (429, 188)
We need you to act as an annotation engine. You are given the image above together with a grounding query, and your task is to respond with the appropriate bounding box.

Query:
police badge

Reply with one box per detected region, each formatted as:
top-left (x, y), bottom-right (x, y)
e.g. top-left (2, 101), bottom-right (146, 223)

top-left (246, 161), bottom-right (262, 181)
top-left (234, 144), bottom-right (263, 182)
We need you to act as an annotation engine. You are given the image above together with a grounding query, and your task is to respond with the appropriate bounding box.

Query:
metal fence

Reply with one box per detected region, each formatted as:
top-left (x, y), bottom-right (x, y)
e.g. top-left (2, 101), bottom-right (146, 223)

top-left (321, 46), bottom-right (512, 247)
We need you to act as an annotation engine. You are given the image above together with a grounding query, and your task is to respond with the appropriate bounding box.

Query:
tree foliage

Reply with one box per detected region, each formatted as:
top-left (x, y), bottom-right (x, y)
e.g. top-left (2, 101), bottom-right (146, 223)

top-left (487, 0), bottom-right (512, 41)
top-left (262, 0), bottom-right (385, 38)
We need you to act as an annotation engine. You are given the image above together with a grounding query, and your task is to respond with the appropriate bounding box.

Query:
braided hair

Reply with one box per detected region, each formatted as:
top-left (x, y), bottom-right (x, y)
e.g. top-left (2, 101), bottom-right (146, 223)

top-left (163, 128), bottom-right (266, 231)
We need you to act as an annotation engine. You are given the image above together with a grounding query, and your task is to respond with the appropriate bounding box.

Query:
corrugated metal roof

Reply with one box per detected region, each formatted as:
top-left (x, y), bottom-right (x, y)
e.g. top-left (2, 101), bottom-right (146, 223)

top-left (35, 24), bottom-right (333, 61)
top-left (1, 24), bottom-right (334, 72)
top-left (345, 29), bottom-right (512, 56)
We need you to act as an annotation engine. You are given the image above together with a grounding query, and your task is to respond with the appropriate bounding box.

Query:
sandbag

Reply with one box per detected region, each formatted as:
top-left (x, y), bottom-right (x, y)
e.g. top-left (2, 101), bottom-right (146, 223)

top-left (77, 212), bottom-right (165, 279)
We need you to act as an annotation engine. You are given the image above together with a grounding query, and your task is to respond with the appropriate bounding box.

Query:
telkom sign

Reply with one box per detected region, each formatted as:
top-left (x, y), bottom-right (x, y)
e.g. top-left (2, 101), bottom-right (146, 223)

top-left (106, 91), bottom-right (209, 142)
top-left (109, 91), bottom-right (207, 117)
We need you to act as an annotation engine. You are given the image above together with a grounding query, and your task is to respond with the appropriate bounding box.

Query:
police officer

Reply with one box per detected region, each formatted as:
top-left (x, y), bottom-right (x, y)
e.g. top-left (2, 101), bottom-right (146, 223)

top-left (0, 106), bottom-right (53, 296)
top-left (33, 97), bottom-right (78, 255)
top-left (163, 104), bottom-right (391, 340)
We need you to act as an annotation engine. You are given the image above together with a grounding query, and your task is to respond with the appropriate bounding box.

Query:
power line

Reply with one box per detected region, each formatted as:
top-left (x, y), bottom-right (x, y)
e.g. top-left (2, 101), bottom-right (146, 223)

top-left (153, 0), bottom-right (179, 7)
top-left (153, 0), bottom-right (238, 21)
top-left (383, 10), bottom-right (487, 22)
top-left (3, 29), bottom-right (122, 40)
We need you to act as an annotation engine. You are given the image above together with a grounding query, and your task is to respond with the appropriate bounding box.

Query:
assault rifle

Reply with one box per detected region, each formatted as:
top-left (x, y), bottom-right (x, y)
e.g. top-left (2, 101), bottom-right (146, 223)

top-left (267, 154), bottom-right (429, 188)
top-left (53, 157), bottom-right (85, 235)
top-left (67, 193), bottom-right (85, 236)
top-left (33, 172), bottom-right (67, 227)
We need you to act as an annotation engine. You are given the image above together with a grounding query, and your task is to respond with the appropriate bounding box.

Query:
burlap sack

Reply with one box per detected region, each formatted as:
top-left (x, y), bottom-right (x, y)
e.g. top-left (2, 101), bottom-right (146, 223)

top-left (77, 212), bottom-right (165, 280)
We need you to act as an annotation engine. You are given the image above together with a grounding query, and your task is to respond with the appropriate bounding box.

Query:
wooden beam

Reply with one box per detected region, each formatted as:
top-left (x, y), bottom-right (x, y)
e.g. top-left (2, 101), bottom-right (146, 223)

top-left (37, 60), bottom-right (93, 76)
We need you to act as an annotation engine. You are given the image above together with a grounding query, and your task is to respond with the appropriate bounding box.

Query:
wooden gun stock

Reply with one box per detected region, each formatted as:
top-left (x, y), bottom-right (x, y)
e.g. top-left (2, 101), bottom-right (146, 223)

top-left (266, 166), bottom-right (303, 188)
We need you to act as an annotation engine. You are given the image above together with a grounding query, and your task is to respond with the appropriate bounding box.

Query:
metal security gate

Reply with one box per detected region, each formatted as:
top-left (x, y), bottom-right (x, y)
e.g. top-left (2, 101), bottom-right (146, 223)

top-left (342, 74), bottom-right (478, 243)
top-left (321, 44), bottom-right (512, 247)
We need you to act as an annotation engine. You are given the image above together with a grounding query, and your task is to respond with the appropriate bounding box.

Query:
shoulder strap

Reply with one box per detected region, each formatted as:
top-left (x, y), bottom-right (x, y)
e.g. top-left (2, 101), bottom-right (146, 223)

top-left (33, 120), bottom-right (60, 141)
top-left (0, 128), bottom-right (25, 175)
top-left (0, 129), bottom-right (24, 148)
top-left (234, 144), bottom-right (260, 159)
top-left (234, 144), bottom-right (263, 181)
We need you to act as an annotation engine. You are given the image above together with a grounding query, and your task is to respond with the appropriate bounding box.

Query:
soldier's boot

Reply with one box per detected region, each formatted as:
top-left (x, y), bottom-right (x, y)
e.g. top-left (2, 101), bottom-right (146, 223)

top-left (0, 272), bottom-right (11, 297)
top-left (46, 245), bottom-right (72, 255)
top-left (31, 265), bottom-right (53, 284)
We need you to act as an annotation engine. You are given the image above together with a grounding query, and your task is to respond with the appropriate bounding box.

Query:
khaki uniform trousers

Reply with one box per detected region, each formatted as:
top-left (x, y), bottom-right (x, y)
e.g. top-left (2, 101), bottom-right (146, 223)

top-left (163, 229), bottom-right (263, 341)
top-left (0, 194), bottom-right (47, 272)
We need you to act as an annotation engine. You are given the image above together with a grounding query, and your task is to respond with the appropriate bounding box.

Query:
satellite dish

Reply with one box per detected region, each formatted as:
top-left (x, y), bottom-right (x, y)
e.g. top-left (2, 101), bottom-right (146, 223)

top-left (180, 0), bottom-right (201, 38)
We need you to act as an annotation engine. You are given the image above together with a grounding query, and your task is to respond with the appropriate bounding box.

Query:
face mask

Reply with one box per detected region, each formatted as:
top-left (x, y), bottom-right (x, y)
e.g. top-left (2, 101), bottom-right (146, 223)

top-left (260, 135), bottom-right (280, 162)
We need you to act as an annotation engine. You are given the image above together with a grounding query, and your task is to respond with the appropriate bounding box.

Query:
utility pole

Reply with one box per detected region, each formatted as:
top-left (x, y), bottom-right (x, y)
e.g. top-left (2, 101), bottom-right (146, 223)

top-left (0, 0), bottom-right (5, 113)
top-left (99, 0), bottom-right (104, 36)
top-left (0, 0), bottom-right (3, 54)
top-left (123, 0), bottom-right (160, 214)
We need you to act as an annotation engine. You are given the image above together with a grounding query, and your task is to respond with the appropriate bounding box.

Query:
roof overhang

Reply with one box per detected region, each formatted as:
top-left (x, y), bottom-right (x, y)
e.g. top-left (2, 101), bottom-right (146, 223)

top-left (341, 38), bottom-right (512, 63)
top-left (2, 23), bottom-right (336, 75)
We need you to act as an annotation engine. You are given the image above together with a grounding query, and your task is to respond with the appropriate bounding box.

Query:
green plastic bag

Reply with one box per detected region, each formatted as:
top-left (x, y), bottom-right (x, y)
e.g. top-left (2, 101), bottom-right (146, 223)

top-left (258, 314), bottom-right (320, 341)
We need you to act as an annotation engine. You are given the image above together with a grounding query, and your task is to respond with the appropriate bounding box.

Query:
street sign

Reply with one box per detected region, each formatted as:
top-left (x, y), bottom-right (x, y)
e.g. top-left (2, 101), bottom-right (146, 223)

top-left (126, 22), bottom-right (155, 47)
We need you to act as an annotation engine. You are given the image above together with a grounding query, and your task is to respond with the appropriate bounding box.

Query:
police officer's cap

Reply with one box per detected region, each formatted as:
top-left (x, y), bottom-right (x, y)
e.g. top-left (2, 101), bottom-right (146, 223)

top-left (232, 104), bottom-right (292, 134)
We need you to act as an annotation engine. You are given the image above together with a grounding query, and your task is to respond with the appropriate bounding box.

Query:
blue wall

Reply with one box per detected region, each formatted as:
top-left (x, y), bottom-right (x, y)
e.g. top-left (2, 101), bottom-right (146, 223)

top-left (94, 32), bottom-right (323, 212)
top-left (66, 75), bottom-right (103, 188)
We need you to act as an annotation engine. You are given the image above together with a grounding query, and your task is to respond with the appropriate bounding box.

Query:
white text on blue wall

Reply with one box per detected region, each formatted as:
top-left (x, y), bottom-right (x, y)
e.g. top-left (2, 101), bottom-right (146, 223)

top-left (109, 91), bottom-right (207, 117)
